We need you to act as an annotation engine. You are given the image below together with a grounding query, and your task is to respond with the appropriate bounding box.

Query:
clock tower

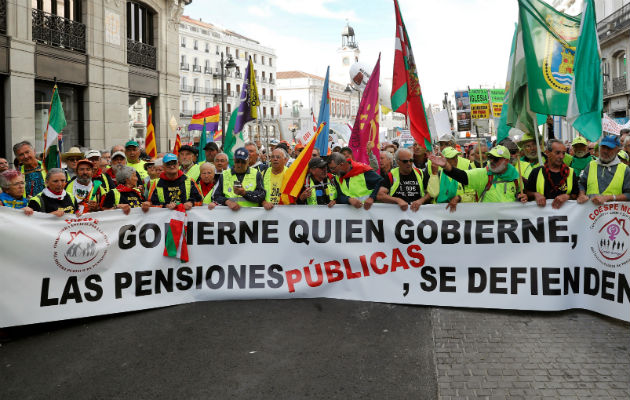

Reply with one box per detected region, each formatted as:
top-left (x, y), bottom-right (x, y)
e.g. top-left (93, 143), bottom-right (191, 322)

top-left (336, 21), bottom-right (360, 86)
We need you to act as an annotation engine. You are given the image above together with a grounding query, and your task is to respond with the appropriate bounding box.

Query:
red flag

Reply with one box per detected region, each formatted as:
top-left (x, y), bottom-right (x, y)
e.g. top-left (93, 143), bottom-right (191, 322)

top-left (349, 55), bottom-right (381, 165)
top-left (173, 132), bottom-right (182, 156)
top-left (145, 103), bottom-right (157, 157)
top-left (391, 0), bottom-right (432, 150)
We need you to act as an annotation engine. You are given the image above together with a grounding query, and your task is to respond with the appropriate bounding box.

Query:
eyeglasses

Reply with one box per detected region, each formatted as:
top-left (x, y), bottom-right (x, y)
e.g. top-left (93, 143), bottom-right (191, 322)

top-left (165, 161), bottom-right (178, 166)
top-left (398, 159), bottom-right (413, 164)
top-left (10, 181), bottom-right (25, 187)
top-left (270, 155), bottom-right (283, 160)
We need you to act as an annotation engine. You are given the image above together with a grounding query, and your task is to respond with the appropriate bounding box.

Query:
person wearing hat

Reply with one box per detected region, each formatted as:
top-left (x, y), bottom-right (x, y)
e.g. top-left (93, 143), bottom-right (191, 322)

top-left (28, 168), bottom-right (77, 216)
top-left (148, 153), bottom-right (202, 209)
top-left (61, 146), bottom-right (84, 180)
top-left (566, 136), bottom-right (594, 177)
top-left (13, 141), bottom-right (46, 198)
top-left (429, 145), bottom-right (527, 203)
top-left (212, 147), bottom-right (265, 210)
top-left (105, 151), bottom-right (142, 187)
top-left (102, 166), bottom-right (149, 214)
top-left (326, 152), bottom-right (383, 210)
top-left (85, 150), bottom-right (114, 193)
top-left (499, 138), bottom-right (532, 181)
top-left (65, 159), bottom-right (107, 214)
top-left (577, 135), bottom-right (630, 205)
top-left (177, 144), bottom-right (200, 182)
top-left (378, 148), bottom-right (431, 211)
top-left (437, 134), bottom-right (456, 151)
top-left (261, 148), bottom-right (289, 210)
top-left (124, 140), bottom-right (148, 180)
top-left (297, 157), bottom-right (338, 207)
top-left (522, 139), bottom-right (578, 209)
top-left (518, 132), bottom-right (545, 169)
top-left (426, 146), bottom-right (477, 211)
top-left (427, 137), bottom-right (472, 173)
top-left (203, 142), bottom-right (220, 165)
top-left (469, 142), bottom-right (488, 169)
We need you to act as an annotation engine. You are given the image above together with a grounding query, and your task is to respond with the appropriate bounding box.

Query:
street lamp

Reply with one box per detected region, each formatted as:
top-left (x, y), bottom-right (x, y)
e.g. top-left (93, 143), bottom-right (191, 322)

top-left (220, 52), bottom-right (237, 145)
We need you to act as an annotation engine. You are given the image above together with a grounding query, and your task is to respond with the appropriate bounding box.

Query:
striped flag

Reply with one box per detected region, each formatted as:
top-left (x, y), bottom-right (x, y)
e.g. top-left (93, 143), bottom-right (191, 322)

top-left (173, 131), bottom-right (182, 156)
top-left (280, 122), bottom-right (325, 204)
top-left (44, 85), bottom-right (67, 171)
top-left (145, 103), bottom-right (157, 158)
top-left (163, 204), bottom-right (189, 262)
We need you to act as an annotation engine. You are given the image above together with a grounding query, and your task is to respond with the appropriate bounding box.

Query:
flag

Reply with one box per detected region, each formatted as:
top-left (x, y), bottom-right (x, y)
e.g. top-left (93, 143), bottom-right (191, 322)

top-left (314, 67), bottom-right (331, 156)
top-left (280, 122), bottom-right (326, 204)
top-left (391, 0), bottom-right (432, 150)
top-left (198, 118), bottom-right (207, 163)
top-left (145, 103), bottom-right (157, 158)
top-left (212, 130), bottom-right (222, 141)
top-left (173, 132), bottom-right (182, 156)
top-left (188, 105), bottom-right (220, 131)
top-left (497, 24), bottom-right (518, 144)
top-left (163, 204), bottom-right (189, 262)
top-left (44, 85), bottom-right (67, 171)
top-left (223, 108), bottom-right (245, 166)
top-left (567, 0), bottom-right (602, 142)
top-left (508, 0), bottom-right (580, 134)
top-left (311, 109), bottom-right (317, 133)
top-left (234, 57), bottom-right (259, 135)
top-left (349, 55), bottom-right (381, 165)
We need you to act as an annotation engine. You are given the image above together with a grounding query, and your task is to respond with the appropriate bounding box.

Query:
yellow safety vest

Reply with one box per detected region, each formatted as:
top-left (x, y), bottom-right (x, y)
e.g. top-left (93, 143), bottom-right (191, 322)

top-left (336, 173), bottom-right (372, 201)
top-left (535, 167), bottom-right (574, 195)
top-left (586, 161), bottom-right (626, 195)
top-left (306, 177), bottom-right (337, 205)
top-left (222, 168), bottom-right (259, 207)
top-left (30, 192), bottom-right (76, 213)
top-left (388, 167), bottom-right (425, 197)
top-left (263, 166), bottom-right (288, 203)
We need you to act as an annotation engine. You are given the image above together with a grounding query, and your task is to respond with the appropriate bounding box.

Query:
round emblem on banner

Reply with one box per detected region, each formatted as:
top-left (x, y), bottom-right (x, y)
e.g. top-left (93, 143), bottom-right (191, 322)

top-left (588, 209), bottom-right (630, 268)
top-left (53, 218), bottom-right (110, 273)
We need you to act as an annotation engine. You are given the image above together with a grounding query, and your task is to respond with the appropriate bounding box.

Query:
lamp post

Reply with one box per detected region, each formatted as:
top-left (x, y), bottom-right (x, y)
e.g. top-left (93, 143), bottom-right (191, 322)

top-left (220, 52), bottom-right (237, 145)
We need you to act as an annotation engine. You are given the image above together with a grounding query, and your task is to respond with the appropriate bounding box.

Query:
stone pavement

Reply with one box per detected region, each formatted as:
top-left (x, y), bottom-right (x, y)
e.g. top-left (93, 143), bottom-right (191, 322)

top-left (432, 308), bottom-right (630, 400)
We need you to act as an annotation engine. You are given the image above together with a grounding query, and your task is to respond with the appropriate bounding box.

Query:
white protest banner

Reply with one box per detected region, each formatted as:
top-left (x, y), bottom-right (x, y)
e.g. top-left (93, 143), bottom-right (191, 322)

top-left (0, 202), bottom-right (628, 328)
top-left (602, 114), bottom-right (621, 135)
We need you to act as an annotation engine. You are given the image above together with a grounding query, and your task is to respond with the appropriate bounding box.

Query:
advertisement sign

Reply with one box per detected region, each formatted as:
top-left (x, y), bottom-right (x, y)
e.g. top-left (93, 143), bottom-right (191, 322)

top-left (490, 89), bottom-right (505, 118)
top-left (454, 90), bottom-right (471, 132)
top-left (469, 89), bottom-right (490, 119)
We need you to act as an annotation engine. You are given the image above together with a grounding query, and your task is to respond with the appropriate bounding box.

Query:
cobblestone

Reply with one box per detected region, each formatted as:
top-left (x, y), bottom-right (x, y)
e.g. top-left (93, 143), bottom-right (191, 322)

top-left (432, 308), bottom-right (630, 399)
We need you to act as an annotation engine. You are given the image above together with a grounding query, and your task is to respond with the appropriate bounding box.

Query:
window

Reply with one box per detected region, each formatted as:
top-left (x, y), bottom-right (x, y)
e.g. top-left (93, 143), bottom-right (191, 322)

top-left (35, 82), bottom-right (83, 150)
top-left (227, 104), bottom-right (232, 113)
top-left (205, 59), bottom-right (210, 69)
top-left (254, 54), bottom-right (258, 63)
top-left (32, 0), bottom-right (81, 21)
top-left (193, 78), bottom-right (199, 90)
top-left (226, 46), bottom-right (231, 55)
top-left (245, 51), bottom-right (249, 60)
top-left (205, 80), bottom-right (211, 90)
top-left (269, 57), bottom-right (273, 67)
top-left (180, 37), bottom-right (186, 48)
top-left (236, 84), bottom-right (241, 94)
top-left (262, 71), bottom-right (266, 80)
top-left (271, 108), bottom-right (274, 117)
top-left (226, 83), bottom-right (231, 93)
top-left (270, 89), bottom-right (273, 100)
top-left (269, 73), bottom-right (273, 82)
top-left (194, 40), bottom-right (198, 50)
top-left (127, 1), bottom-right (154, 44)
top-left (205, 42), bottom-right (209, 53)
top-left (215, 45), bottom-right (220, 54)
top-left (263, 107), bottom-right (266, 117)
top-left (182, 100), bottom-right (188, 111)
top-left (194, 101), bottom-right (200, 113)
top-left (190, 26), bottom-right (198, 32)
top-left (236, 49), bottom-right (240, 59)
top-left (262, 55), bottom-right (265, 65)
top-left (181, 77), bottom-right (187, 86)
top-left (206, 102), bottom-right (211, 109)
top-left (262, 88), bottom-right (266, 96)
top-left (180, 55), bottom-right (186, 64)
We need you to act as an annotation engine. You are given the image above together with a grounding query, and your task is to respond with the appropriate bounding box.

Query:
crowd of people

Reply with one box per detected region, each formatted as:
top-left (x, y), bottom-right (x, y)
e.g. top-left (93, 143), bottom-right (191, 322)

top-left (1, 129), bottom-right (630, 217)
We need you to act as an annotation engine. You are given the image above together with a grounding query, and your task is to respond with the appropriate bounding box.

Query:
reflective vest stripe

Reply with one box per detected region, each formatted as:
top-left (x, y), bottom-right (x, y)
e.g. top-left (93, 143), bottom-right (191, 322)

top-left (535, 167), bottom-right (574, 195)
top-left (586, 161), bottom-right (626, 195)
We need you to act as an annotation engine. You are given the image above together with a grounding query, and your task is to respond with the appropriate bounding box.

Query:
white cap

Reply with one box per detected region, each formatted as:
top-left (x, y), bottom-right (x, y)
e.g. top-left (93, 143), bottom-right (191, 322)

top-left (85, 150), bottom-right (101, 159)
top-left (111, 151), bottom-right (127, 160)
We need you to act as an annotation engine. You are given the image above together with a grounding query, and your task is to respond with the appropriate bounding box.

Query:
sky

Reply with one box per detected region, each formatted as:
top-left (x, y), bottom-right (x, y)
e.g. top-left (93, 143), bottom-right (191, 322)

top-left (183, 0), bottom-right (581, 106)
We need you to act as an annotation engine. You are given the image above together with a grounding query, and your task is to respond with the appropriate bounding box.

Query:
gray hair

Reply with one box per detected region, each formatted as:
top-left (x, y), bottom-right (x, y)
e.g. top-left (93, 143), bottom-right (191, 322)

top-left (546, 139), bottom-right (564, 152)
top-left (244, 141), bottom-right (259, 155)
top-left (215, 152), bottom-right (228, 160)
top-left (115, 166), bottom-right (136, 185)
top-left (272, 147), bottom-right (289, 160)
top-left (200, 162), bottom-right (216, 173)
top-left (393, 148), bottom-right (409, 162)
top-left (46, 168), bottom-right (65, 181)
top-left (0, 170), bottom-right (21, 190)
top-left (328, 152), bottom-right (346, 165)
top-left (12, 141), bottom-right (33, 156)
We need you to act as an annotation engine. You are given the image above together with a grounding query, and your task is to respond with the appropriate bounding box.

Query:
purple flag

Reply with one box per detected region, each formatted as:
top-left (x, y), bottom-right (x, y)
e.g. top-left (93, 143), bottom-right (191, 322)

top-left (234, 57), bottom-right (259, 134)
top-left (349, 55), bottom-right (381, 165)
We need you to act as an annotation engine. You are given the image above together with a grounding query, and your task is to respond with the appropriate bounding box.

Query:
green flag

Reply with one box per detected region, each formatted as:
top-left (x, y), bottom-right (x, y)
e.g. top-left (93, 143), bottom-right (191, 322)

top-left (508, 0), bottom-right (581, 134)
top-left (567, 0), bottom-right (602, 142)
top-left (198, 118), bottom-right (207, 163)
top-left (222, 109), bottom-right (244, 167)
top-left (44, 86), bottom-right (67, 171)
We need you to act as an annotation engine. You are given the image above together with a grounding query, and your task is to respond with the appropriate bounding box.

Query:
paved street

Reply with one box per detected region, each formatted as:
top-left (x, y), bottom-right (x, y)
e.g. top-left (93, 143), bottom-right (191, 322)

top-left (1, 300), bottom-right (628, 400)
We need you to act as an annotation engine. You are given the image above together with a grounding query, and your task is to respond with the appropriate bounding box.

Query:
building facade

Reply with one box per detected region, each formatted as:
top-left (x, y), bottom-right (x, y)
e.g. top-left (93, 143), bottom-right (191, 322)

top-left (597, 0), bottom-right (630, 121)
top-left (0, 0), bottom-right (188, 159)
top-left (178, 15), bottom-right (277, 143)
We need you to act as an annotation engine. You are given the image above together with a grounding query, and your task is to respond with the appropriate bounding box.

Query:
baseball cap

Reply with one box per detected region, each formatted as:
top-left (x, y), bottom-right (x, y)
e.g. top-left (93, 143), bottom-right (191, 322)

top-left (518, 132), bottom-right (542, 146)
top-left (601, 135), bottom-right (620, 149)
top-left (572, 136), bottom-right (588, 146)
top-left (487, 145), bottom-right (510, 159)
top-left (618, 150), bottom-right (629, 161)
top-left (308, 157), bottom-right (327, 169)
top-left (441, 146), bottom-right (459, 159)
top-left (76, 159), bottom-right (94, 168)
top-left (111, 151), bottom-right (127, 160)
top-left (125, 140), bottom-right (139, 148)
top-left (178, 144), bottom-right (198, 155)
top-left (204, 142), bottom-right (219, 151)
top-left (163, 153), bottom-right (178, 163)
top-left (438, 134), bottom-right (455, 143)
top-left (85, 150), bottom-right (101, 159)
top-left (234, 147), bottom-right (249, 160)
top-left (270, 139), bottom-right (280, 146)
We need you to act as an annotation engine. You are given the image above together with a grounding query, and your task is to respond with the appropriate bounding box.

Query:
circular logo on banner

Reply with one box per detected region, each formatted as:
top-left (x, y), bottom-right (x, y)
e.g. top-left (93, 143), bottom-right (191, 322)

top-left (589, 208), bottom-right (630, 268)
top-left (53, 218), bottom-right (110, 273)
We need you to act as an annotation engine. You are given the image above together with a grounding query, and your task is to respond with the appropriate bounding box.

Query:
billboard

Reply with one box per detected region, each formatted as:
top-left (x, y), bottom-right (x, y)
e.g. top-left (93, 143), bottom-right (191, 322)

top-left (454, 90), bottom-right (471, 132)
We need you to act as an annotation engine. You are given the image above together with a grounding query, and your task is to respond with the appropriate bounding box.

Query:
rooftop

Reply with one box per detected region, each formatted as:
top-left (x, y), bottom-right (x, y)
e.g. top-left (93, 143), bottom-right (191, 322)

top-left (180, 15), bottom-right (260, 45)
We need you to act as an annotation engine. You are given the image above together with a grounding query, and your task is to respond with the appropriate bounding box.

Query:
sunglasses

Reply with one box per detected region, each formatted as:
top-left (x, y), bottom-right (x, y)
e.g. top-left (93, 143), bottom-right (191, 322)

top-left (398, 159), bottom-right (413, 164)
top-left (234, 159), bottom-right (248, 164)
top-left (165, 161), bottom-right (178, 166)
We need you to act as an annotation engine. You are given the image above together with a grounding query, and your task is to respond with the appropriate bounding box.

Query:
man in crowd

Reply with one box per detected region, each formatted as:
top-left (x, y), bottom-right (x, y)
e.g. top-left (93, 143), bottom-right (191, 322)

top-left (523, 139), bottom-right (578, 209)
top-left (86, 149), bottom-right (114, 192)
top-left (0, 157), bottom-right (9, 173)
top-left (203, 142), bottom-right (219, 165)
top-left (297, 157), bottom-right (337, 207)
top-left (212, 147), bottom-right (265, 211)
top-left (429, 145), bottom-right (527, 203)
top-left (622, 135), bottom-right (630, 158)
top-left (28, 168), bottom-right (76, 216)
top-left (13, 141), bottom-right (46, 198)
top-left (245, 141), bottom-right (267, 172)
top-left (148, 153), bottom-right (202, 210)
top-left (568, 136), bottom-right (594, 177)
top-left (437, 134), bottom-right (456, 151)
top-left (577, 135), bottom-right (630, 205)
top-left (66, 160), bottom-right (107, 214)
top-left (411, 141), bottom-right (427, 169)
top-left (379, 150), bottom-right (394, 181)
top-left (178, 145), bottom-right (200, 181)
top-left (378, 148), bottom-right (431, 211)
top-left (327, 152), bottom-right (382, 210)
top-left (214, 152), bottom-right (229, 181)
top-left (519, 133), bottom-right (545, 170)
top-left (105, 151), bottom-right (141, 186)
top-left (124, 140), bottom-right (148, 180)
top-left (61, 147), bottom-right (83, 180)
top-left (262, 148), bottom-right (288, 210)
top-left (427, 146), bottom-right (476, 212)
top-left (469, 142), bottom-right (489, 168)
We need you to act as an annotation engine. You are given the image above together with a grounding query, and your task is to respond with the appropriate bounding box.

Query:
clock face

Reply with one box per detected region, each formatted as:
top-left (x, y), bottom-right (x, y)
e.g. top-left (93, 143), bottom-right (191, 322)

top-left (343, 57), bottom-right (350, 66)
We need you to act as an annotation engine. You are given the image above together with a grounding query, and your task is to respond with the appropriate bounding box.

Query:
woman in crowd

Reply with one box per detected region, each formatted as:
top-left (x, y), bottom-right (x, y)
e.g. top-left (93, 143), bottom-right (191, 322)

top-left (27, 168), bottom-right (76, 216)
top-left (0, 170), bottom-right (33, 215)
top-left (102, 166), bottom-right (149, 215)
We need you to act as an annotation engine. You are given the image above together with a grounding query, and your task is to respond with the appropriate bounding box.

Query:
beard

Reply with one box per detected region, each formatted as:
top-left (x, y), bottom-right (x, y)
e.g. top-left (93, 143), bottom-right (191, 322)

top-left (77, 176), bottom-right (91, 185)
top-left (489, 163), bottom-right (507, 174)
top-left (574, 150), bottom-right (588, 158)
top-left (599, 153), bottom-right (616, 164)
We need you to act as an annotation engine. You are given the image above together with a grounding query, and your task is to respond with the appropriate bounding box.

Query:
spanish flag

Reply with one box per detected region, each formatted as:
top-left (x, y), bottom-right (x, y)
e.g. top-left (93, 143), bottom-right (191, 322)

top-left (188, 105), bottom-right (220, 131)
top-left (173, 131), bottom-right (182, 156)
top-left (145, 103), bottom-right (157, 158)
top-left (280, 122), bottom-right (325, 204)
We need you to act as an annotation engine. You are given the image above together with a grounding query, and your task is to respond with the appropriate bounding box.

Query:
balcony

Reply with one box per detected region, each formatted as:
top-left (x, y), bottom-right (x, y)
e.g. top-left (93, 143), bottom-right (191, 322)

top-left (192, 65), bottom-right (202, 73)
top-left (180, 63), bottom-right (190, 71)
top-left (180, 110), bottom-right (193, 117)
top-left (598, 3), bottom-right (630, 42)
top-left (235, 71), bottom-right (242, 79)
top-left (612, 75), bottom-right (627, 94)
top-left (127, 39), bottom-right (156, 70)
top-left (32, 9), bottom-right (86, 53)
top-left (181, 85), bottom-right (192, 93)
top-left (204, 67), bottom-right (213, 75)
top-left (604, 81), bottom-right (610, 96)
top-left (269, 78), bottom-right (274, 84)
